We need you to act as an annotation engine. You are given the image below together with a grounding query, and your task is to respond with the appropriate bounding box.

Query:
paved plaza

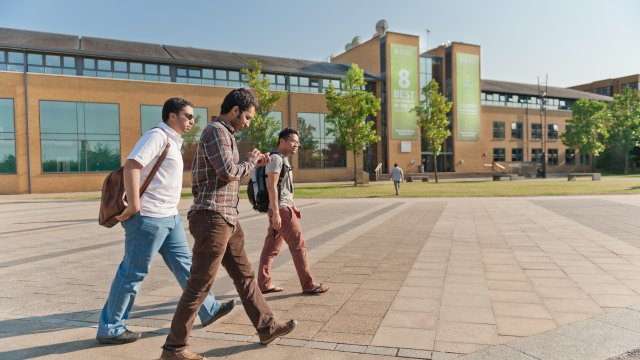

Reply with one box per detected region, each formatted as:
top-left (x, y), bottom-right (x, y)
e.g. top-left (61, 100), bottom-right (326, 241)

top-left (2, 194), bottom-right (640, 359)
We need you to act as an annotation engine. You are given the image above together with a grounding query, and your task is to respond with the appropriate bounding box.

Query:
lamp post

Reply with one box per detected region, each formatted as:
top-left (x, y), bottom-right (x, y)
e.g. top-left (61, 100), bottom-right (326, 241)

top-left (538, 76), bottom-right (548, 179)
top-left (540, 91), bottom-right (547, 178)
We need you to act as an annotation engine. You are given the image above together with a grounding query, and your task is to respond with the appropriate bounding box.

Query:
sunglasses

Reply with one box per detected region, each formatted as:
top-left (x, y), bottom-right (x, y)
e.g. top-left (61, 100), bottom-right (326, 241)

top-left (177, 112), bottom-right (195, 120)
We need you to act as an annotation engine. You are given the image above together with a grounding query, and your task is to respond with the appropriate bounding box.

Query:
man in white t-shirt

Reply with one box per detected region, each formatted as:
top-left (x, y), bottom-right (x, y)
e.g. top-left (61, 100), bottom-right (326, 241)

top-left (96, 98), bottom-right (233, 345)
top-left (258, 128), bottom-right (328, 295)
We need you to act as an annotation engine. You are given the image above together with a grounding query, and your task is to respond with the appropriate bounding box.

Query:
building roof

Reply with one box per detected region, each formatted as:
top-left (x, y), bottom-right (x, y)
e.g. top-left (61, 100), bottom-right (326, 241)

top-left (482, 79), bottom-right (612, 101)
top-left (0, 27), bottom-right (378, 80)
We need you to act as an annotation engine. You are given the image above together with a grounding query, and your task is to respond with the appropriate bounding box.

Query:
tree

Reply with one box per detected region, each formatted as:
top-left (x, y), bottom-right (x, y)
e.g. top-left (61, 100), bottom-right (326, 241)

top-left (240, 60), bottom-right (285, 151)
top-left (325, 64), bottom-right (381, 186)
top-left (412, 79), bottom-right (452, 183)
top-left (606, 86), bottom-right (640, 174)
top-left (561, 99), bottom-right (608, 172)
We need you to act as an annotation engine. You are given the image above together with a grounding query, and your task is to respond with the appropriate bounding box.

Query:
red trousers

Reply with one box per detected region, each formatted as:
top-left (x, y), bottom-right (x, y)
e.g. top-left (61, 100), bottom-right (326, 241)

top-left (258, 207), bottom-right (315, 292)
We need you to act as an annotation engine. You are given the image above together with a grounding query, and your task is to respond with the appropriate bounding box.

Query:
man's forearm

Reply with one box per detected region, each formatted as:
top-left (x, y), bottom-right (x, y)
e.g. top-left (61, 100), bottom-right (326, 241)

top-left (123, 160), bottom-right (142, 211)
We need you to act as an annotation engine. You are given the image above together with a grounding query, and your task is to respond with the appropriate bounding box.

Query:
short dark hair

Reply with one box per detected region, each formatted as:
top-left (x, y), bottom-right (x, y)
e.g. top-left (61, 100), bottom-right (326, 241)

top-left (220, 88), bottom-right (258, 115)
top-left (279, 127), bottom-right (299, 142)
top-left (162, 97), bottom-right (193, 122)
top-left (394, 163), bottom-right (398, 167)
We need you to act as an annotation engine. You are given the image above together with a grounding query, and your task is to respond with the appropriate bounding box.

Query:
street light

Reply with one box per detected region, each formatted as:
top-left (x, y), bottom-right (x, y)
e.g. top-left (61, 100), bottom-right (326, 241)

top-left (538, 76), bottom-right (548, 178)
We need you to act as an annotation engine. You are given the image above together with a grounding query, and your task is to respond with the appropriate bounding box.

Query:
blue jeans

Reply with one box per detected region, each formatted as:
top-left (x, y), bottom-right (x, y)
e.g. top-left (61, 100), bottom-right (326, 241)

top-left (97, 213), bottom-right (221, 338)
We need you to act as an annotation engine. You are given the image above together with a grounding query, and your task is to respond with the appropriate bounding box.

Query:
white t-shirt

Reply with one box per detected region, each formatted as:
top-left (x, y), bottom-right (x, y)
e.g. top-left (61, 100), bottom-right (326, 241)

top-left (127, 122), bottom-right (184, 217)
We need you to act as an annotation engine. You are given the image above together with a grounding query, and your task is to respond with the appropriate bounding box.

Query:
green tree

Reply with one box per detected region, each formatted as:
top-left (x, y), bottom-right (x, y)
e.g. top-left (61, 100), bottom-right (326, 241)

top-left (325, 64), bottom-right (381, 186)
top-left (240, 60), bottom-right (285, 151)
top-left (412, 79), bottom-right (452, 183)
top-left (606, 86), bottom-right (640, 174)
top-left (561, 99), bottom-right (608, 172)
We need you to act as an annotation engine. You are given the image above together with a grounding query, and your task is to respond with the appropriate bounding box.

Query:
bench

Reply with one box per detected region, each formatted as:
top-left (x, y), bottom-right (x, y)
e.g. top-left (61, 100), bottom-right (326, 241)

top-left (493, 174), bottom-right (514, 181)
top-left (406, 176), bottom-right (429, 182)
top-left (568, 173), bottom-right (601, 181)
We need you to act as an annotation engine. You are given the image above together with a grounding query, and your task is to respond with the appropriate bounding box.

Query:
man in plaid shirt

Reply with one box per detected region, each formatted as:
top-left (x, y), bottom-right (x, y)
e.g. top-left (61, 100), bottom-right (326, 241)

top-left (161, 89), bottom-right (296, 360)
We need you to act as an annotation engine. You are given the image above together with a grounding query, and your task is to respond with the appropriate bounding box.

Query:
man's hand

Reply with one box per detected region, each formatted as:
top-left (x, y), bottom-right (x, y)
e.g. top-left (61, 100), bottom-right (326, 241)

top-left (115, 204), bottom-right (139, 222)
top-left (256, 152), bottom-right (271, 167)
top-left (247, 149), bottom-right (271, 167)
top-left (271, 210), bottom-right (282, 230)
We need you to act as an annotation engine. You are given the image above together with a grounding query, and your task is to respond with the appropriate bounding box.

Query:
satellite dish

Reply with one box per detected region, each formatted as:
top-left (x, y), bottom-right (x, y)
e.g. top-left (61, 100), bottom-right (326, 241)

top-left (376, 19), bottom-right (388, 35)
top-left (345, 43), bottom-right (353, 51)
top-left (352, 36), bottom-right (361, 46)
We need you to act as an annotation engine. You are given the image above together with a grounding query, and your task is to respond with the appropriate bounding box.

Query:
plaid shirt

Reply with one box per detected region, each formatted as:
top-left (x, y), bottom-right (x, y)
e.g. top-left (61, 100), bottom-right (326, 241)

top-left (191, 117), bottom-right (258, 225)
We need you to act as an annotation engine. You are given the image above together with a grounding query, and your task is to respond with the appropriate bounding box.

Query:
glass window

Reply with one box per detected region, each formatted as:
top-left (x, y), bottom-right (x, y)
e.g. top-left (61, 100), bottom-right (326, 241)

top-left (97, 60), bottom-right (112, 71)
top-left (130, 62), bottom-right (143, 73)
top-left (45, 55), bottom-right (60, 67)
top-left (532, 148), bottom-right (544, 164)
top-left (565, 148), bottom-right (575, 165)
top-left (27, 53), bottom-right (43, 65)
top-left (492, 121), bottom-right (505, 139)
top-left (83, 58), bottom-right (96, 70)
top-left (202, 69), bottom-right (214, 79)
top-left (182, 107), bottom-right (208, 171)
top-left (140, 105), bottom-right (163, 134)
top-left (40, 101), bottom-right (120, 172)
top-left (8, 52), bottom-right (24, 64)
top-left (63, 57), bottom-right (75, 68)
top-left (548, 148), bottom-right (558, 165)
top-left (548, 123), bottom-right (559, 140)
top-left (297, 112), bottom-right (346, 168)
top-left (113, 61), bottom-right (127, 72)
top-left (511, 122), bottom-right (522, 139)
top-left (493, 148), bottom-right (505, 162)
top-left (228, 71), bottom-right (240, 81)
top-left (6, 51), bottom-right (25, 72)
top-left (531, 123), bottom-right (542, 140)
top-left (145, 64), bottom-right (158, 74)
top-left (0, 99), bottom-right (16, 173)
top-left (159, 65), bottom-right (170, 75)
top-left (511, 148), bottom-right (523, 161)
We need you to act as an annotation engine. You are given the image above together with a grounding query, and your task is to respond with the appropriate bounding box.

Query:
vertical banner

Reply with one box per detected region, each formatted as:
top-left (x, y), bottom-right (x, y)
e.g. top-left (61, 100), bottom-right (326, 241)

top-left (456, 53), bottom-right (480, 141)
top-left (390, 43), bottom-right (419, 139)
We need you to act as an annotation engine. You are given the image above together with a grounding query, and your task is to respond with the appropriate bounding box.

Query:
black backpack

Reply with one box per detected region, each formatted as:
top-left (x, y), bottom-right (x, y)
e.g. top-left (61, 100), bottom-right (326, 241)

top-left (247, 152), bottom-right (291, 213)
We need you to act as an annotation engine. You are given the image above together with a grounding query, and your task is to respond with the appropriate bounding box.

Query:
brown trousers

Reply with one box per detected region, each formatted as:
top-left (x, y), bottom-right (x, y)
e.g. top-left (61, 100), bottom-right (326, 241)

top-left (258, 207), bottom-right (315, 292)
top-left (163, 211), bottom-right (275, 352)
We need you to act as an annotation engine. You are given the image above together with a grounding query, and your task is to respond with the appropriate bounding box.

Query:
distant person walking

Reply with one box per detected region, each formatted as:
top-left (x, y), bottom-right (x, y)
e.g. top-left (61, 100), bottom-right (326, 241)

top-left (96, 98), bottom-right (233, 345)
top-left (391, 163), bottom-right (404, 196)
top-left (258, 128), bottom-right (329, 295)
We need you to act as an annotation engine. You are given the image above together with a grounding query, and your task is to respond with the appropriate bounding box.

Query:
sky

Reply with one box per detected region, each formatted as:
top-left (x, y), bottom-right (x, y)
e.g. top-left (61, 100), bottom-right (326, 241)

top-left (1, 0), bottom-right (638, 88)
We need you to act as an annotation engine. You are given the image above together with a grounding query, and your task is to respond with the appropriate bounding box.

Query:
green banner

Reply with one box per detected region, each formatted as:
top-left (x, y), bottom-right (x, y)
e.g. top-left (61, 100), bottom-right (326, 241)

top-left (390, 44), bottom-right (419, 139)
top-left (456, 53), bottom-right (480, 141)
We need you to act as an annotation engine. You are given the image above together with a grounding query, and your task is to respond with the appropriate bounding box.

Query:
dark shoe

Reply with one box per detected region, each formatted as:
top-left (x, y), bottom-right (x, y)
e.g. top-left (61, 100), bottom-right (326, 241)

top-left (202, 300), bottom-right (235, 328)
top-left (259, 320), bottom-right (297, 345)
top-left (96, 330), bottom-right (141, 344)
top-left (160, 349), bottom-right (207, 360)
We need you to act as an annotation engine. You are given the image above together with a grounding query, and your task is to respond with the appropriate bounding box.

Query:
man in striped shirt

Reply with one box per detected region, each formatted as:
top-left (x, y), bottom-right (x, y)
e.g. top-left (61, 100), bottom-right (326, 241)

top-left (161, 89), bottom-right (296, 360)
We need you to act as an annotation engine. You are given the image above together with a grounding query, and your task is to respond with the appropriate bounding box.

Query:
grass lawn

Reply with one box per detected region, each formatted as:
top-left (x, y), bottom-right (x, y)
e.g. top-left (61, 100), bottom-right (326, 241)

top-left (235, 177), bottom-right (640, 198)
top-left (42, 176), bottom-right (640, 200)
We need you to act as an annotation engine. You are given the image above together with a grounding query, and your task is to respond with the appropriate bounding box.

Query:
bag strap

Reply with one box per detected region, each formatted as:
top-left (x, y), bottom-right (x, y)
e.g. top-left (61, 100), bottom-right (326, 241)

top-left (139, 128), bottom-right (171, 196)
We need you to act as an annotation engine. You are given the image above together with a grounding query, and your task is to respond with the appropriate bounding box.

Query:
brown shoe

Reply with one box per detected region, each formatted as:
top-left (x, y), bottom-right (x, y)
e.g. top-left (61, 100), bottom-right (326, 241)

top-left (258, 320), bottom-right (297, 345)
top-left (160, 349), bottom-right (207, 360)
